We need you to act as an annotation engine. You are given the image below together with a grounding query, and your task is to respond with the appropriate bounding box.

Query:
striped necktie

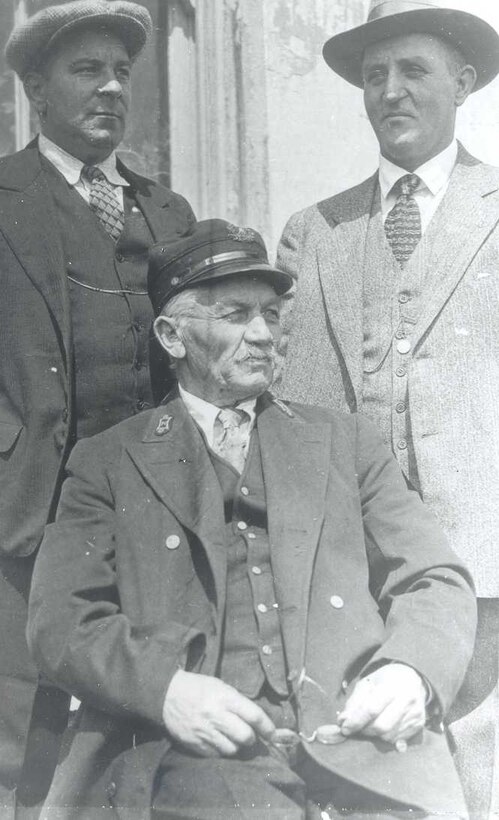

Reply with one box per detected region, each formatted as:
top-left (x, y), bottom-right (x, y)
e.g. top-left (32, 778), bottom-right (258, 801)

top-left (82, 165), bottom-right (125, 242)
top-left (213, 407), bottom-right (250, 473)
top-left (384, 173), bottom-right (422, 266)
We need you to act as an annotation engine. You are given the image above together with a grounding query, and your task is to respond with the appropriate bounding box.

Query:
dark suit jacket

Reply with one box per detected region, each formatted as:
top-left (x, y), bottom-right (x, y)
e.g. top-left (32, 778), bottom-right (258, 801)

top-left (28, 393), bottom-right (476, 818)
top-left (0, 139), bottom-right (195, 562)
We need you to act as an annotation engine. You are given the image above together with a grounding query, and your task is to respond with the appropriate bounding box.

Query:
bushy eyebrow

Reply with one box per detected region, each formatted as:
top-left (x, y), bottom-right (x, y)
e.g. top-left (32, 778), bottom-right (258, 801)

top-left (363, 54), bottom-right (430, 71)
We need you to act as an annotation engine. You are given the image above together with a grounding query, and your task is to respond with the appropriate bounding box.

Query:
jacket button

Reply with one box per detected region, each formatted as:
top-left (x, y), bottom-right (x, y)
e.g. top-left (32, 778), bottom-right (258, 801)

top-left (341, 679), bottom-right (349, 692)
top-left (165, 535), bottom-right (180, 550)
top-left (330, 595), bottom-right (344, 609)
top-left (106, 781), bottom-right (117, 799)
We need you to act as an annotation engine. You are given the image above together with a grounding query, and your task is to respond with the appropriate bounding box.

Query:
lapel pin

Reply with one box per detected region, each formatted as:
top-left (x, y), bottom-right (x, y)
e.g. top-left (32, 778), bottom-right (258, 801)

top-left (155, 414), bottom-right (173, 436)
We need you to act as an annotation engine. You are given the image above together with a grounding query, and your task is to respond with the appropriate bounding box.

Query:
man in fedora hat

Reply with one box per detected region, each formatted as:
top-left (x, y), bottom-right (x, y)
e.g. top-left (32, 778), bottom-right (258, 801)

top-left (27, 219), bottom-right (475, 819)
top-left (0, 0), bottom-right (194, 812)
top-left (276, 1), bottom-right (499, 816)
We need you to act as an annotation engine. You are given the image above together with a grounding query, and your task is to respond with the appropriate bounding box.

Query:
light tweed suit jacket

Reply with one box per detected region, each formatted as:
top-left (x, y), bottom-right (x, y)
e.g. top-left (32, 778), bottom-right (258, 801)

top-left (277, 145), bottom-right (499, 597)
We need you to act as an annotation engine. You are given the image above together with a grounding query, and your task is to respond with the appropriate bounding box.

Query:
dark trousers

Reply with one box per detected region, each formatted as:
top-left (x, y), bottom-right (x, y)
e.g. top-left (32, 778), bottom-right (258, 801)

top-left (448, 597), bottom-right (499, 820)
top-left (0, 555), bottom-right (69, 819)
top-left (151, 742), bottom-right (433, 820)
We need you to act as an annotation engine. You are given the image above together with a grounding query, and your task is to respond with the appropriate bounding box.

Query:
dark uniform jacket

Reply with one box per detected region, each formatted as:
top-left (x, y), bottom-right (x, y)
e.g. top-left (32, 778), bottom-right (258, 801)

top-left (28, 393), bottom-right (476, 818)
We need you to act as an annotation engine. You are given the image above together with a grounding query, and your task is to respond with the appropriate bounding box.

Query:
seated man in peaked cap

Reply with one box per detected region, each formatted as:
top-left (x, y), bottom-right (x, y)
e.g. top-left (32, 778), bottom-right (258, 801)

top-left (0, 0), bottom-right (194, 809)
top-left (28, 220), bottom-right (475, 819)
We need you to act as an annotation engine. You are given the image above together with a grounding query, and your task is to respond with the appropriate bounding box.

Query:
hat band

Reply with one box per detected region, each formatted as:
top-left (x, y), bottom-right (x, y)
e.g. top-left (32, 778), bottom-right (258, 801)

top-left (186, 250), bottom-right (263, 282)
top-left (368, 1), bottom-right (436, 22)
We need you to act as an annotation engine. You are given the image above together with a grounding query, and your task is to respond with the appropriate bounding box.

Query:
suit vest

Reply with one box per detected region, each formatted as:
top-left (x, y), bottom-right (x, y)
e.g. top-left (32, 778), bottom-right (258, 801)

top-left (209, 431), bottom-right (289, 699)
top-left (42, 158), bottom-right (155, 439)
top-left (362, 188), bottom-right (429, 488)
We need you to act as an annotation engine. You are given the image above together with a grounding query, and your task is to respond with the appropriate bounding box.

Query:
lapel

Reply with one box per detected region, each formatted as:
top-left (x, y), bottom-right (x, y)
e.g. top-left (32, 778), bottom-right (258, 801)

top-left (412, 145), bottom-right (499, 350)
top-left (0, 139), bottom-right (70, 355)
top-left (316, 174), bottom-right (379, 399)
top-left (117, 159), bottom-right (175, 241)
top-left (257, 397), bottom-right (332, 673)
top-left (125, 396), bottom-right (228, 616)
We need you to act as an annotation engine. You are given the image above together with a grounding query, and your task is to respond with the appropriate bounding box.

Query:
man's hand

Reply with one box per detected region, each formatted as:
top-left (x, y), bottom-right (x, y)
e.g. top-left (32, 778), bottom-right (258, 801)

top-left (337, 663), bottom-right (427, 745)
top-left (162, 670), bottom-right (275, 757)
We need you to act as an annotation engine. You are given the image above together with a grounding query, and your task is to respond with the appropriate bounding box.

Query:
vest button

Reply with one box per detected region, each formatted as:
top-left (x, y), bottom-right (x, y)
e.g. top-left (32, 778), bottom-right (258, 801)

top-left (395, 401), bottom-right (406, 413)
top-left (115, 253), bottom-right (125, 262)
top-left (398, 292), bottom-right (410, 304)
top-left (257, 603), bottom-right (268, 614)
top-left (396, 339), bottom-right (411, 354)
top-left (262, 644), bottom-right (272, 656)
top-left (395, 366), bottom-right (407, 377)
top-left (237, 521), bottom-right (247, 531)
top-left (397, 439), bottom-right (408, 450)
top-left (251, 566), bottom-right (262, 575)
top-left (395, 328), bottom-right (405, 339)
top-left (329, 595), bottom-right (344, 609)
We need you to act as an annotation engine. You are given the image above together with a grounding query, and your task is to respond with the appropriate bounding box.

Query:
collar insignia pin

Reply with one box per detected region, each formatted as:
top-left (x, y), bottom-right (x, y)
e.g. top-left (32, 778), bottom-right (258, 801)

top-left (155, 414), bottom-right (173, 436)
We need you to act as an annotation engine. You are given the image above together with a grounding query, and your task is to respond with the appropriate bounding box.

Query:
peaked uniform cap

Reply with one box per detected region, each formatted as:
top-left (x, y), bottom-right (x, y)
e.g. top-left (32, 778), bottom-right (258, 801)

top-left (323, 0), bottom-right (499, 91)
top-left (6, 0), bottom-right (152, 78)
top-left (148, 219), bottom-right (293, 315)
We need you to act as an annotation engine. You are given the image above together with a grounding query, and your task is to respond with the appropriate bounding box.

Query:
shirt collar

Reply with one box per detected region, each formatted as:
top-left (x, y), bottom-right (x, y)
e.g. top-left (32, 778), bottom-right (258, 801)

top-left (179, 385), bottom-right (257, 447)
top-left (38, 133), bottom-right (129, 188)
top-left (378, 139), bottom-right (458, 199)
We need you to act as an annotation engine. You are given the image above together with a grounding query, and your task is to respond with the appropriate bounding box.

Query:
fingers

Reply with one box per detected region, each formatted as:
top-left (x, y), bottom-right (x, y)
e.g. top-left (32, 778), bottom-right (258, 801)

top-left (338, 664), bottom-right (427, 743)
top-left (230, 694), bottom-right (275, 740)
top-left (338, 676), bottom-right (390, 735)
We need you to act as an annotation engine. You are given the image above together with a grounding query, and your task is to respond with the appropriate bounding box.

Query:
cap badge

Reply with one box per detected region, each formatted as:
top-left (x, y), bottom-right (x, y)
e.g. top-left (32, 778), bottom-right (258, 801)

top-left (155, 414), bottom-right (173, 436)
top-left (226, 224), bottom-right (257, 243)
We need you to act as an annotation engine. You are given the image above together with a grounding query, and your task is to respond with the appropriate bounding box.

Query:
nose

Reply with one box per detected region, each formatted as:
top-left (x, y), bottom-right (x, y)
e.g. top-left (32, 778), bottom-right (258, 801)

top-left (97, 78), bottom-right (123, 98)
top-left (383, 69), bottom-right (405, 103)
top-left (244, 314), bottom-right (274, 345)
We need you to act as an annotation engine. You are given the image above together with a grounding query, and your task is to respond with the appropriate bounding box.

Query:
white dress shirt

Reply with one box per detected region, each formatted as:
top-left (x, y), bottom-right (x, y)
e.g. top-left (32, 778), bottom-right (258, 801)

top-left (379, 139), bottom-right (458, 233)
top-left (179, 385), bottom-right (256, 451)
top-left (38, 133), bottom-right (129, 209)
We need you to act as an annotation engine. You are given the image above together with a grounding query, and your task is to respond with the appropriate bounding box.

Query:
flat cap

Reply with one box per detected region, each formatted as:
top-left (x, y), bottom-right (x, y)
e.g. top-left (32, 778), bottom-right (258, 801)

top-left (6, 0), bottom-right (152, 78)
top-left (148, 219), bottom-right (293, 316)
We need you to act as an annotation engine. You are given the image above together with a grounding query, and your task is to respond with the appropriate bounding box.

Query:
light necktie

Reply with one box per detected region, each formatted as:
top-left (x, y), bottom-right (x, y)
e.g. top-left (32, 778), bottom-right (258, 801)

top-left (384, 173), bottom-right (422, 266)
top-left (213, 407), bottom-right (250, 473)
top-left (82, 165), bottom-right (125, 242)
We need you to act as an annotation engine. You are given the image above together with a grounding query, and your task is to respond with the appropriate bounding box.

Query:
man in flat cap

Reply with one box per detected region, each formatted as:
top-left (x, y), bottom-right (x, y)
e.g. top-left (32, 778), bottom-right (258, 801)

top-left (276, 1), bottom-right (499, 815)
top-left (0, 0), bottom-right (194, 812)
top-left (27, 219), bottom-right (475, 819)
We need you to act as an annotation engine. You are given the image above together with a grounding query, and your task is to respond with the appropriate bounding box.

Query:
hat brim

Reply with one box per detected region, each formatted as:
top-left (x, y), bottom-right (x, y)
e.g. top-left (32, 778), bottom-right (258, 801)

top-left (168, 259), bottom-right (293, 304)
top-left (323, 9), bottom-right (499, 91)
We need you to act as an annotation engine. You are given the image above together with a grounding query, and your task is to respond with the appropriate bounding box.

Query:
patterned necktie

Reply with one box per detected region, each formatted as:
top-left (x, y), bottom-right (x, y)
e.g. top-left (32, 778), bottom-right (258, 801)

top-left (384, 173), bottom-right (422, 266)
top-left (213, 407), bottom-right (250, 473)
top-left (82, 165), bottom-right (125, 242)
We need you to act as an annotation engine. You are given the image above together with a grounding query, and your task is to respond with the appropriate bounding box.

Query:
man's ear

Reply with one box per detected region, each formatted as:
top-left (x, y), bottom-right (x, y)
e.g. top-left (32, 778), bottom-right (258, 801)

top-left (23, 71), bottom-right (48, 118)
top-left (154, 315), bottom-right (186, 361)
top-left (455, 64), bottom-right (477, 107)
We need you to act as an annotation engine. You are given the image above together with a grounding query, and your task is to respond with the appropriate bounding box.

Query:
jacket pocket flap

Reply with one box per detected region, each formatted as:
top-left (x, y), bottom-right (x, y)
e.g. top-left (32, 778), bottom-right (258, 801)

top-left (0, 421), bottom-right (23, 452)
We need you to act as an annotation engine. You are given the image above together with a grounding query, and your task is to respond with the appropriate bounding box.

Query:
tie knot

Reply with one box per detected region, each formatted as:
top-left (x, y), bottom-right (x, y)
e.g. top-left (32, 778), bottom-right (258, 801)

top-left (395, 173), bottom-right (420, 198)
top-left (217, 407), bottom-right (246, 431)
top-left (82, 164), bottom-right (105, 183)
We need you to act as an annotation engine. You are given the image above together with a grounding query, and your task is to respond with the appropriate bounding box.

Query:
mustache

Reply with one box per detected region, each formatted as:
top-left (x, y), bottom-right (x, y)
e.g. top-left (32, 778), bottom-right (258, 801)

top-left (235, 347), bottom-right (275, 363)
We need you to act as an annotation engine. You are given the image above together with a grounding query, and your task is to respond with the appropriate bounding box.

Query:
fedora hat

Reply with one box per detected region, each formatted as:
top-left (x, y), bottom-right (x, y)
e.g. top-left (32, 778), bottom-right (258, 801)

top-left (323, 0), bottom-right (499, 91)
top-left (6, 0), bottom-right (152, 79)
top-left (148, 219), bottom-right (293, 316)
